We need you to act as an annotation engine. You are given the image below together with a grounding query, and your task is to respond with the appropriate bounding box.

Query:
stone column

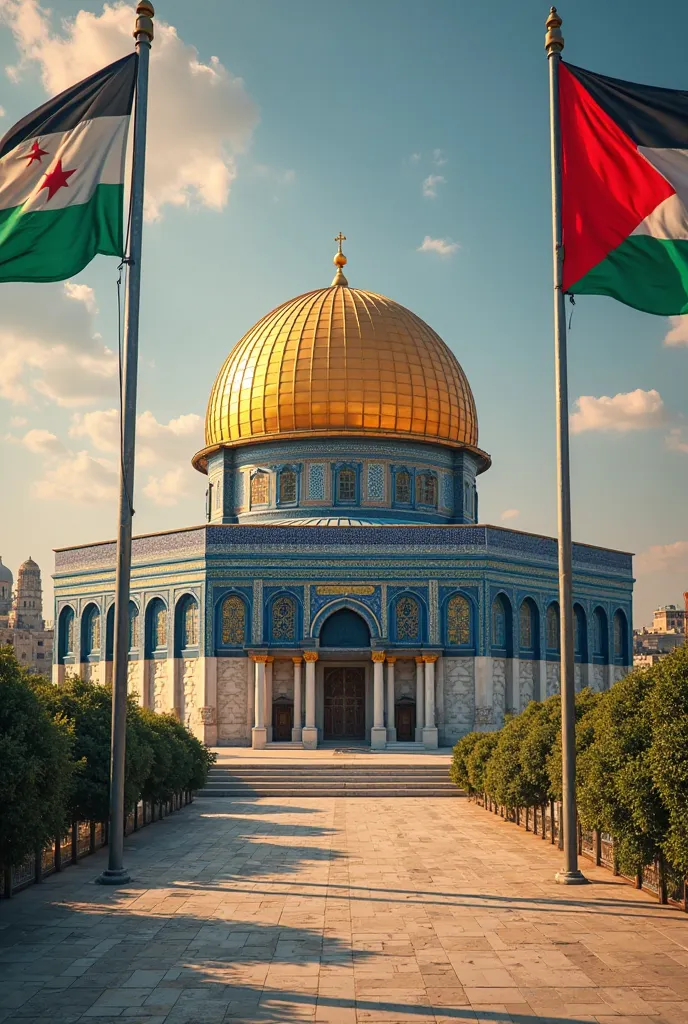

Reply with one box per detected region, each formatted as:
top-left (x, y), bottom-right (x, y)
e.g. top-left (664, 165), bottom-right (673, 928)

top-left (423, 654), bottom-right (439, 749)
top-left (266, 656), bottom-right (274, 742)
top-left (386, 655), bottom-right (397, 742)
top-left (251, 655), bottom-right (267, 749)
top-left (371, 650), bottom-right (387, 749)
top-left (302, 651), bottom-right (318, 749)
top-left (292, 656), bottom-right (303, 742)
top-left (415, 656), bottom-right (425, 741)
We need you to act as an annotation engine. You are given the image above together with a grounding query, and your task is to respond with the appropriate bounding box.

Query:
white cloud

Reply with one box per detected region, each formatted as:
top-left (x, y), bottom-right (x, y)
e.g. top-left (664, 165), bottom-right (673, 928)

top-left (254, 165), bottom-right (295, 186)
top-left (635, 540), bottom-right (688, 575)
top-left (666, 426), bottom-right (688, 454)
top-left (143, 467), bottom-right (184, 506)
top-left (409, 152), bottom-right (421, 163)
top-left (570, 389), bottom-right (666, 434)
top-left (0, 281), bottom-right (116, 406)
top-left (63, 281), bottom-right (98, 314)
top-left (21, 427), bottom-right (65, 454)
top-left (9, 415), bottom-right (27, 426)
top-left (417, 235), bottom-right (459, 257)
top-left (0, 105), bottom-right (5, 117)
top-left (422, 173), bottom-right (445, 198)
top-left (500, 508), bottom-right (520, 522)
top-left (432, 148), bottom-right (447, 166)
top-left (0, 0), bottom-right (258, 221)
top-left (33, 449), bottom-right (118, 503)
top-left (664, 315), bottom-right (688, 347)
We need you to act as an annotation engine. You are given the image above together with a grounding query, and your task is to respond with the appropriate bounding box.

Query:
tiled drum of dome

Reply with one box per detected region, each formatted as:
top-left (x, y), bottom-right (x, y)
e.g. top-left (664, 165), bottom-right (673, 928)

top-left (367, 463), bottom-right (385, 501)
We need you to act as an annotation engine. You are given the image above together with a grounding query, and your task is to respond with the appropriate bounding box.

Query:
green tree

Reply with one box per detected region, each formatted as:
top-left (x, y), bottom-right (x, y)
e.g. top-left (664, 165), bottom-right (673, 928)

top-left (466, 732), bottom-right (499, 797)
top-left (487, 702), bottom-right (550, 811)
top-left (137, 709), bottom-right (192, 805)
top-left (577, 669), bottom-right (666, 874)
top-left (0, 646), bottom-right (73, 869)
top-left (647, 645), bottom-right (688, 875)
top-left (547, 687), bottom-right (600, 802)
top-left (449, 731), bottom-right (482, 793)
top-left (520, 694), bottom-right (560, 804)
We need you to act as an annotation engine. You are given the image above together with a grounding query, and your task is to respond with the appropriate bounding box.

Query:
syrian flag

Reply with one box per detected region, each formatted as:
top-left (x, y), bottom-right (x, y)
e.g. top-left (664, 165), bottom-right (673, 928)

top-left (0, 54), bottom-right (136, 283)
top-left (561, 62), bottom-right (688, 315)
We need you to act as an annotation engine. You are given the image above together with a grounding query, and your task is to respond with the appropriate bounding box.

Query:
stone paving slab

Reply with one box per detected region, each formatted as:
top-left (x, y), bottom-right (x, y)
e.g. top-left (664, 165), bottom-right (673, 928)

top-left (0, 795), bottom-right (687, 1023)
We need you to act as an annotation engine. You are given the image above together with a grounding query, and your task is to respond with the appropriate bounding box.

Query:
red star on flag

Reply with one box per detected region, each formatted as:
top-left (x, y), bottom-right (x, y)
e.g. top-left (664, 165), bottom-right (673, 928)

top-left (24, 140), bottom-right (49, 166)
top-left (39, 158), bottom-right (77, 202)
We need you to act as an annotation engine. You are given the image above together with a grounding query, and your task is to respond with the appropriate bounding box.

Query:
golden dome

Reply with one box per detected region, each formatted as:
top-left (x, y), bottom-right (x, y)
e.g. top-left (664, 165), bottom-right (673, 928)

top-left (194, 272), bottom-right (488, 472)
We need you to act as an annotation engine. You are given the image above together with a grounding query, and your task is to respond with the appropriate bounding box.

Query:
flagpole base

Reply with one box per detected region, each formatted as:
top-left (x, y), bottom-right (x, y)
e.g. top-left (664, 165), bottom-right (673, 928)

top-left (555, 869), bottom-right (588, 885)
top-left (95, 868), bottom-right (131, 886)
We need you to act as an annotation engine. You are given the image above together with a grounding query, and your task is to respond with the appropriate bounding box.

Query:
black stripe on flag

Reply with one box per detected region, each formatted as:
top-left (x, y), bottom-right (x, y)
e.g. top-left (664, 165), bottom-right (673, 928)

top-left (0, 53), bottom-right (137, 160)
top-left (565, 62), bottom-right (688, 149)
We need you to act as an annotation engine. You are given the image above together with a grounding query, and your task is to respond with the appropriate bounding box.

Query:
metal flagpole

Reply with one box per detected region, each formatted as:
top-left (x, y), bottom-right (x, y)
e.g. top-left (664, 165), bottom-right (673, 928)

top-left (545, 6), bottom-right (586, 885)
top-left (97, 0), bottom-right (155, 886)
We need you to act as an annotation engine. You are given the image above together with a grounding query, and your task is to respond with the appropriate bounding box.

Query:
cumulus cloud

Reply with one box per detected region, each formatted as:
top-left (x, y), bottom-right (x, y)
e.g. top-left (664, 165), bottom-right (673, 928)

top-left (33, 450), bottom-right (118, 503)
top-left (664, 315), bottom-right (688, 347)
top-left (417, 235), bottom-right (459, 257)
top-left (500, 508), bottom-right (520, 522)
top-left (570, 389), bottom-right (666, 434)
top-left (0, 0), bottom-right (258, 221)
top-left (0, 281), bottom-right (116, 406)
top-left (21, 427), bottom-right (65, 454)
top-left (666, 427), bottom-right (688, 454)
top-left (432, 148), bottom-right (447, 166)
top-left (422, 173), bottom-right (446, 198)
top-left (143, 467), bottom-right (184, 506)
top-left (69, 408), bottom-right (203, 467)
top-left (635, 540), bottom-right (688, 575)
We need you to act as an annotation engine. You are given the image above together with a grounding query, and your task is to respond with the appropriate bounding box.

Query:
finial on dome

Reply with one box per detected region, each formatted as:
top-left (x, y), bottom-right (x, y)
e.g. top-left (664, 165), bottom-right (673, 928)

top-left (331, 231), bottom-right (348, 286)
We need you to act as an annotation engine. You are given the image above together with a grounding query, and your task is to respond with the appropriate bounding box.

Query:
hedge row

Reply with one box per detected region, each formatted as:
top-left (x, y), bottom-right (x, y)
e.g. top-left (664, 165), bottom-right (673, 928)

top-left (0, 645), bottom-right (215, 872)
top-left (450, 644), bottom-right (688, 878)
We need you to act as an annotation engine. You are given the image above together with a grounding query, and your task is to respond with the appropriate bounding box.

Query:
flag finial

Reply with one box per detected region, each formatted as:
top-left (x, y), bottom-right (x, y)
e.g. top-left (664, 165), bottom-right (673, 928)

top-left (545, 6), bottom-right (564, 56)
top-left (134, 1), bottom-right (155, 42)
top-left (332, 232), bottom-right (349, 286)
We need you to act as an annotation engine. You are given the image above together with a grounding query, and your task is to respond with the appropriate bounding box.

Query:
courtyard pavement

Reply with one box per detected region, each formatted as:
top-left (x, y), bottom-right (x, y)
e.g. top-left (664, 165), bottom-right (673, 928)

top-left (1, 795), bottom-right (687, 1024)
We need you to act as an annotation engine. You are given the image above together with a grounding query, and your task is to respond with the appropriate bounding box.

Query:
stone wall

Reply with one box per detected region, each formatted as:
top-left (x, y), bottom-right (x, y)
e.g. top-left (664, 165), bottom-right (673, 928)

top-left (519, 660), bottom-right (535, 711)
top-left (592, 664), bottom-right (605, 692)
top-left (152, 660), bottom-right (167, 713)
top-left (127, 660), bottom-right (143, 702)
top-left (182, 658), bottom-right (200, 732)
top-left (394, 658), bottom-right (416, 700)
top-left (217, 657), bottom-right (250, 745)
top-left (442, 657), bottom-right (474, 746)
top-left (272, 658), bottom-right (293, 700)
top-left (493, 658), bottom-right (506, 728)
top-left (546, 661), bottom-right (560, 697)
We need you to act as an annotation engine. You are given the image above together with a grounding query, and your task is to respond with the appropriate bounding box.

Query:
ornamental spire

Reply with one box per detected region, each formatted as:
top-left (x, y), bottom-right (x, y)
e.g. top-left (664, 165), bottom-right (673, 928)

top-left (331, 231), bottom-right (348, 286)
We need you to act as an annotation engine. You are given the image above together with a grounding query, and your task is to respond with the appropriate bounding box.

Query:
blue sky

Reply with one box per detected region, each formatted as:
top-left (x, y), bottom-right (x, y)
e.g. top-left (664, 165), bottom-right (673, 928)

top-left (1, 0), bottom-right (686, 625)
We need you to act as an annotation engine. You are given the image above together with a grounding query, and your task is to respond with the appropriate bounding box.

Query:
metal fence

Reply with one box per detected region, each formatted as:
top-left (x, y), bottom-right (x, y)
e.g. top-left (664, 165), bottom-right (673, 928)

top-left (2, 792), bottom-right (192, 899)
top-left (473, 794), bottom-right (688, 913)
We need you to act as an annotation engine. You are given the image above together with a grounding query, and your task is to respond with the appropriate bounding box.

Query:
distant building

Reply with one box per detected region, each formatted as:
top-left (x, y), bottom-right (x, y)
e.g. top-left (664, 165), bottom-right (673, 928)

top-left (633, 596), bottom-right (687, 668)
top-left (0, 556), bottom-right (53, 677)
top-left (651, 604), bottom-right (686, 634)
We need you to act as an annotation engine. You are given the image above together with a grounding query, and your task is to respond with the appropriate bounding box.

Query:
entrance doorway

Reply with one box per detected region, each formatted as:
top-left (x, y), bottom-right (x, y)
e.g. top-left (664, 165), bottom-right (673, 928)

top-left (395, 699), bottom-right (416, 741)
top-left (272, 702), bottom-right (293, 741)
top-left (323, 667), bottom-right (365, 740)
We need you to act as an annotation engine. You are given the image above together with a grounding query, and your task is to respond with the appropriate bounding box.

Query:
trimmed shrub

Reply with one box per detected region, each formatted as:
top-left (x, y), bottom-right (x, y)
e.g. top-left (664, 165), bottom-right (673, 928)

top-left (449, 731), bottom-right (482, 793)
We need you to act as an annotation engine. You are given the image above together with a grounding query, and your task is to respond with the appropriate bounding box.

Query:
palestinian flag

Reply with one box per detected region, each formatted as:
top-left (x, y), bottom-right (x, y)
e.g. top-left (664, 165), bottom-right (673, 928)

top-left (561, 62), bottom-right (688, 315)
top-left (0, 54), bottom-right (136, 283)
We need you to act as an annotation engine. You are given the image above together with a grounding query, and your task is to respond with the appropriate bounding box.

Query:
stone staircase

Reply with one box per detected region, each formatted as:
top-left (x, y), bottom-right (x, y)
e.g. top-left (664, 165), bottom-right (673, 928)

top-left (198, 762), bottom-right (459, 798)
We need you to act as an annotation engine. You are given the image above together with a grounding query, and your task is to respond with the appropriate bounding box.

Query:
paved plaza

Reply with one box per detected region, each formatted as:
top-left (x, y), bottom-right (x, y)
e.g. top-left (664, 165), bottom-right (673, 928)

top-left (1, 794), bottom-right (688, 1024)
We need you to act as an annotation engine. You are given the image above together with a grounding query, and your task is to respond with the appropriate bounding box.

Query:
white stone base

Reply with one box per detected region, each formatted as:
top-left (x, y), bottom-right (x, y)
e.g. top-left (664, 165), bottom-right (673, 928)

top-left (291, 726), bottom-right (303, 742)
top-left (415, 726), bottom-right (423, 741)
top-left (251, 726), bottom-right (268, 749)
top-left (386, 727), bottom-right (397, 742)
top-left (422, 727), bottom-right (439, 749)
top-left (370, 726), bottom-right (387, 749)
top-left (301, 726), bottom-right (318, 749)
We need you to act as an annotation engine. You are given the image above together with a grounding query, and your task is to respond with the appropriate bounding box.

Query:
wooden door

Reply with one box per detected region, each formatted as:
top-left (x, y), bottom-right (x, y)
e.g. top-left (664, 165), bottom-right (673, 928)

top-left (324, 667), bottom-right (365, 739)
top-left (272, 703), bottom-right (293, 741)
top-left (395, 703), bottom-right (416, 741)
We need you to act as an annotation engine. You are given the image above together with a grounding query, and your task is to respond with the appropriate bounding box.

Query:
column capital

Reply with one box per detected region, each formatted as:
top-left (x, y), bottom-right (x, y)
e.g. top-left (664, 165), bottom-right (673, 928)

top-left (422, 653), bottom-right (439, 663)
top-left (250, 653), bottom-right (269, 664)
top-left (386, 655), bottom-right (397, 665)
top-left (371, 650), bottom-right (386, 663)
top-left (266, 655), bottom-right (275, 663)
top-left (291, 655), bottom-right (303, 664)
top-left (415, 655), bottom-right (424, 664)
top-left (303, 650), bottom-right (319, 663)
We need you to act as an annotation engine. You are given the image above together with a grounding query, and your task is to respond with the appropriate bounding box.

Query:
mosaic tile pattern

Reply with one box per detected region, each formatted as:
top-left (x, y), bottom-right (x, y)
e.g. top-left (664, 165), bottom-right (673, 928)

top-left (308, 463), bottom-right (325, 499)
top-left (367, 462), bottom-right (385, 500)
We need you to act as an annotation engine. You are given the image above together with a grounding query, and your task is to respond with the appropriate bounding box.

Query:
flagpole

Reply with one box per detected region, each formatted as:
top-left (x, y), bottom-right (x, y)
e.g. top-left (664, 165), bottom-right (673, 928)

top-left (97, 0), bottom-right (154, 886)
top-left (545, 7), bottom-right (586, 885)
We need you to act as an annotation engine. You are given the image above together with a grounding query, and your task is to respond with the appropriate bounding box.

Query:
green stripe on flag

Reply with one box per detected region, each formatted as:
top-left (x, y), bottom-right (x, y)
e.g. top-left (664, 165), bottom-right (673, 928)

top-left (0, 183), bottom-right (124, 283)
top-left (569, 234), bottom-right (688, 315)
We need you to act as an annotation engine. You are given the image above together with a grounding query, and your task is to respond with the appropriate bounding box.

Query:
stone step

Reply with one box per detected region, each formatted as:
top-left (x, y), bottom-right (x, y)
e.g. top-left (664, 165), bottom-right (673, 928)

top-left (198, 787), bottom-right (459, 798)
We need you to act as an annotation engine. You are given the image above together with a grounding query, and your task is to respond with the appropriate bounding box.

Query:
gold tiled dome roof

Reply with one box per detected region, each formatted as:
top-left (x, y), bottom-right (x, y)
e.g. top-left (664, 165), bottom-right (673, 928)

top-left (194, 258), bottom-right (488, 472)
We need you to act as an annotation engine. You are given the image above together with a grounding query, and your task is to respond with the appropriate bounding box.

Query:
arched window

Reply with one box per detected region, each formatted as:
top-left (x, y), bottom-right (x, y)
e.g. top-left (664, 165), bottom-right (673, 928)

top-left (251, 471), bottom-right (269, 506)
top-left (145, 598), bottom-right (167, 656)
top-left (272, 595), bottom-right (297, 642)
top-left (221, 595), bottom-right (245, 645)
top-left (416, 473), bottom-right (437, 506)
top-left (128, 600), bottom-right (140, 652)
top-left (183, 597), bottom-right (199, 649)
top-left (492, 595), bottom-right (507, 650)
top-left (58, 606), bottom-right (75, 663)
top-left (395, 595), bottom-right (421, 642)
top-left (613, 610), bottom-right (628, 664)
top-left (546, 603), bottom-right (560, 653)
top-left (337, 467), bottom-right (356, 502)
top-left (593, 607), bottom-right (608, 662)
top-left (574, 604), bottom-right (588, 663)
top-left (519, 599), bottom-right (539, 657)
top-left (82, 604), bottom-right (101, 659)
top-left (105, 604), bottom-right (114, 661)
top-left (395, 470), bottom-right (411, 504)
top-left (447, 594), bottom-right (471, 646)
top-left (279, 468), bottom-right (297, 504)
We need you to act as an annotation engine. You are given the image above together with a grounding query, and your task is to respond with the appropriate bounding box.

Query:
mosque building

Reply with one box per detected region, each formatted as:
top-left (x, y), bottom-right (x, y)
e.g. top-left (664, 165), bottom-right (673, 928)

top-left (1, 555), bottom-right (53, 676)
top-left (52, 240), bottom-right (633, 749)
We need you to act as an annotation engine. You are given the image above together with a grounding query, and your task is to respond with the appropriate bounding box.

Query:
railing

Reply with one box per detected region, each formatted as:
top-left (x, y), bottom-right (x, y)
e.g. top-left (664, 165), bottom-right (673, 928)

top-left (472, 793), bottom-right (688, 913)
top-left (2, 791), bottom-right (193, 899)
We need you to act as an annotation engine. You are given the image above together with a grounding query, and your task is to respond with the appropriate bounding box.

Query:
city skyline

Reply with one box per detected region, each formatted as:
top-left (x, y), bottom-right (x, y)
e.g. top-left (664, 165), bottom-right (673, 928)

top-left (1, 0), bottom-right (687, 625)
